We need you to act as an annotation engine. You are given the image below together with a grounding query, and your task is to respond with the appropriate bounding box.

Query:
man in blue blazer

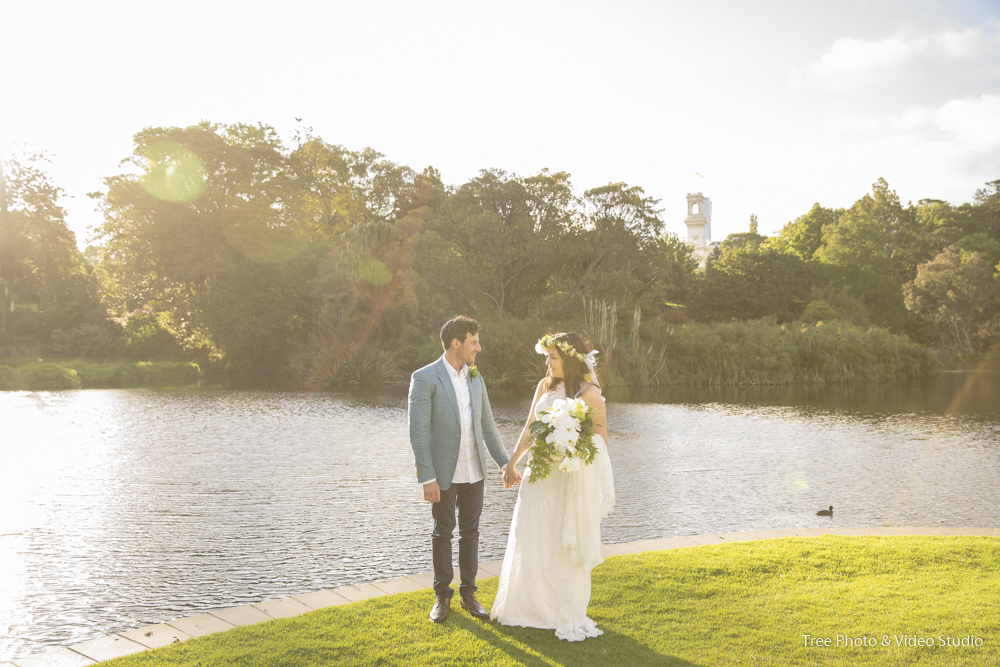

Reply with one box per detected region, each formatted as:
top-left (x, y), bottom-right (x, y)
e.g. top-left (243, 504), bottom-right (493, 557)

top-left (409, 316), bottom-right (515, 623)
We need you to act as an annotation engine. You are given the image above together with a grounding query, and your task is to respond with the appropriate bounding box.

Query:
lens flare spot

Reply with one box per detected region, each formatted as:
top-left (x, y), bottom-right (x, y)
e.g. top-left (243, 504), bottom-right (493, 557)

top-left (358, 258), bottom-right (392, 286)
top-left (787, 472), bottom-right (809, 492)
top-left (140, 141), bottom-right (206, 203)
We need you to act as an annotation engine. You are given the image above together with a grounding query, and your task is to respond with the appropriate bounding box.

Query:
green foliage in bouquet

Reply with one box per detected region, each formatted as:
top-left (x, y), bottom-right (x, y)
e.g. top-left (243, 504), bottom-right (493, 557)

top-left (526, 398), bottom-right (599, 483)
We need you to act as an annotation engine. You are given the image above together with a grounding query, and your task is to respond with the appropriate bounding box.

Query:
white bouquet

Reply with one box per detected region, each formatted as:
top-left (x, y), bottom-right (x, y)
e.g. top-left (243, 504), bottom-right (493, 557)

top-left (527, 397), bottom-right (598, 482)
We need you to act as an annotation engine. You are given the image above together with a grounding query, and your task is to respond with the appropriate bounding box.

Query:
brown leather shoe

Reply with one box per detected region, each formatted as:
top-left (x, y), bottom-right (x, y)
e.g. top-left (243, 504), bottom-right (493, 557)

top-left (429, 595), bottom-right (451, 623)
top-left (460, 594), bottom-right (489, 620)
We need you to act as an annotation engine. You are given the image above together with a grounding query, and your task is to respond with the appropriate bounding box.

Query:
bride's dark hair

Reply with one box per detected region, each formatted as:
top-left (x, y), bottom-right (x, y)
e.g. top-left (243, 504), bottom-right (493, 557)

top-left (544, 332), bottom-right (596, 399)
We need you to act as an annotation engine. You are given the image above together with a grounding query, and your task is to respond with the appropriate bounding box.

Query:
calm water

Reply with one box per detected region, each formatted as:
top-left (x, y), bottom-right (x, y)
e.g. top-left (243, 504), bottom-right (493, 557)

top-left (1, 367), bottom-right (998, 662)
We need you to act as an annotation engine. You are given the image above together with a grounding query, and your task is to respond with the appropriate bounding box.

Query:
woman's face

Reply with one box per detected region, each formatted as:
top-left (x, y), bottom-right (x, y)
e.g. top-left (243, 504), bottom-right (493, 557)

top-left (544, 347), bottom-right (564, 378)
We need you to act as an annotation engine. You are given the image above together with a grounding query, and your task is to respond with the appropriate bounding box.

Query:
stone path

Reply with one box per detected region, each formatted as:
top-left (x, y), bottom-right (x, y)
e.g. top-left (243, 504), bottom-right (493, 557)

top-left (6, 526), bottom-right (999, 666)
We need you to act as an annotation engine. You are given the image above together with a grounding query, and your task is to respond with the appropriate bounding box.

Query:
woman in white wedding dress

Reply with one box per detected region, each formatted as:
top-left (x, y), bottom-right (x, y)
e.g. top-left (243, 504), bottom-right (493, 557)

top-left (491, 332), bottom-right (615, 642)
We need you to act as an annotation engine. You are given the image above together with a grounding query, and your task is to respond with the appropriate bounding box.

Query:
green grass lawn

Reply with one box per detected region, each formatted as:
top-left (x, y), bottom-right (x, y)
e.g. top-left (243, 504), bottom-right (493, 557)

top-left (101, 536), bottom-right (999, 667)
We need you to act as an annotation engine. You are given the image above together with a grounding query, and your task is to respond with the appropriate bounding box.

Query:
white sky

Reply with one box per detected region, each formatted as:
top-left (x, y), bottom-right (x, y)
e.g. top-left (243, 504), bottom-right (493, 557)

top-left (2, 0), bottom-right (999, 248)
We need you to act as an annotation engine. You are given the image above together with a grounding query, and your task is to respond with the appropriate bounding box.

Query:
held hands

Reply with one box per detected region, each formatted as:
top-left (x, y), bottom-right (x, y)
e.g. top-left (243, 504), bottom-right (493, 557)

top-left (502, 465), bottom-right (522, 489)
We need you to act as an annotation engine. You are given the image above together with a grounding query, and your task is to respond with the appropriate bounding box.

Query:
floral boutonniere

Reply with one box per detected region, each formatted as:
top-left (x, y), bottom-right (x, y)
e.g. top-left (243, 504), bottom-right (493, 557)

top-left (469, 365), bottom-right (480, 379)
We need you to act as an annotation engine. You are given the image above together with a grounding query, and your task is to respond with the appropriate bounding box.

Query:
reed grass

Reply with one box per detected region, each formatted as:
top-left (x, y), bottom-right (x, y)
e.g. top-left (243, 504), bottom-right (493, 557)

top-left (654, 319), bottom-right (938, 386)
top-left (578, 301), bottom-right (938, 387)
top-left (335, 343), bottom-right (397, 388)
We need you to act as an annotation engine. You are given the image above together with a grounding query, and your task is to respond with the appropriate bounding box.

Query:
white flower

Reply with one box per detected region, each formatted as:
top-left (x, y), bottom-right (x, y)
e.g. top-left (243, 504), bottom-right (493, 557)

top-left (566, 398), bottom-right (589, 421)
top-left (545, 431), bottom-right (569, 453)
top-left (552, 412), bottom-right (576, 430)
top-left (559, 456), bottom-right (582, 473)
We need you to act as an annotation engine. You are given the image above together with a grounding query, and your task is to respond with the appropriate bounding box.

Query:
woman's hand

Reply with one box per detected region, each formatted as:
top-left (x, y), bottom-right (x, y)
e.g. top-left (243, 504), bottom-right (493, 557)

top-left (503, 465), bottom-right (521, 488)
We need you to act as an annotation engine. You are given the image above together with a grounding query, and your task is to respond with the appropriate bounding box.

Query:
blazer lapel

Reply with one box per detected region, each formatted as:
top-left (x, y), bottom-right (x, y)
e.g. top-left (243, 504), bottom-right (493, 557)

top-left (436, 357), bottom-right (461, 423)
top-left (469, 374), bottom-right (481, 425)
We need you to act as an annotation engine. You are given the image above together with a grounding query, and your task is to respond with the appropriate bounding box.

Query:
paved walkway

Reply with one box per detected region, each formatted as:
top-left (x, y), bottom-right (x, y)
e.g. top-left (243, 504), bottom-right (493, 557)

top-left (6, 526), bottom-right (999, 667)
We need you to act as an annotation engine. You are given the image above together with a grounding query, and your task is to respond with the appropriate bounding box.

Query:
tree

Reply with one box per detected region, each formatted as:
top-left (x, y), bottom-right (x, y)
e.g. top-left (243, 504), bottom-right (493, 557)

top-left (973, 180), bottom-right (1000, 240)
top-left (814, 192), bottom-right (907, 329)
top-left (96, 123), bottom-right (320, 371)
top-left (955, 232), bottom-right (1000, 270)
top-left (909, 199), bottom-right (968, 269)
top-left (658, 231), bottom-right (699, 308)
top-left (307, 217), bottom-right (422, 384)
top-left (555, 182), bottom-right (666, 314)
top-left (423, 169), bottom-right (572, 320)
top-left (721, 216), bottom-right (767, 251)
top-left (867, 178), bottom-right (915, 277)
top-left (688, 240), bottom-right (815, 323)
top-left (903, 246), bottom-right (1000, 354)
top-left (289, 137), bottom-right (420, 238)
top-left (779, 203), bottom-right (842, 260)
top-left (0, 150), bottom-right (107, 347)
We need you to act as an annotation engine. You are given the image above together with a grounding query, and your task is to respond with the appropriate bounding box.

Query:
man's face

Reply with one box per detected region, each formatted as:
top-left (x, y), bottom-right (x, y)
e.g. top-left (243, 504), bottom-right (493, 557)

top-left (454, 332), bottom-right (481, 366)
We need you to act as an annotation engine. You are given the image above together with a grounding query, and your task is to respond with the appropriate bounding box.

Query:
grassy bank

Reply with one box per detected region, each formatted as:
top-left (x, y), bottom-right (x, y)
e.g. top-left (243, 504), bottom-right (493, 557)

top-left (0, 360), bottom-right (201, 390)
top-left (102, 535), bottom-right (998, 667)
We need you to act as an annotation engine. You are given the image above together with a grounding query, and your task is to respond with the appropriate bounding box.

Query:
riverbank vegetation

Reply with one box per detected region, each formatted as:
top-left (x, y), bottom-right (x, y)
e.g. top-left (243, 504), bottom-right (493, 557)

top-left (0, 360), bottom-right (200, 390)
top-left (100, 535), bottom-right (1000, 667)
top-left (1, 125), bottom-right (996, 390)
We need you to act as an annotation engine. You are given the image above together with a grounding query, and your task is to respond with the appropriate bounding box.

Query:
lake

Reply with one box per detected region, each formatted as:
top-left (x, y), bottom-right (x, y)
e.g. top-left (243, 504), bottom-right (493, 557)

top-left (1, 365), bottom-right (998, 662)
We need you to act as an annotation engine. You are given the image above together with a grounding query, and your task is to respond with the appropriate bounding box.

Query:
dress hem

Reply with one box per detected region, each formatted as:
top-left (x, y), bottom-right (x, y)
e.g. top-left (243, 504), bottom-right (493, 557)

top-left (492, 616), bottom-right (604, 642)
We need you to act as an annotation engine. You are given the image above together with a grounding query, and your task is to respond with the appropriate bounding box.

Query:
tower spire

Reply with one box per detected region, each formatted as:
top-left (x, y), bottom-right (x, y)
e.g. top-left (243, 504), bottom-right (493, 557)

top-left (684, 192), bottom-right (713, 268)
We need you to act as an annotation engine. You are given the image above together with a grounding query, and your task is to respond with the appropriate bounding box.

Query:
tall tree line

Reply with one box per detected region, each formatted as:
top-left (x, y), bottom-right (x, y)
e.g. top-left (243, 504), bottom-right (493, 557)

top-left (2, 123), bottom-right (997, 380)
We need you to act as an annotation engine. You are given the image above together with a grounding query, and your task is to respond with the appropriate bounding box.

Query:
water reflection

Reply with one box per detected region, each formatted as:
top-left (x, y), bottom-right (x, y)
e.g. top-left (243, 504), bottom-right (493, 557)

top-left (605, 367), bottom-right (1000, 418)
top-left (1, 367), bottom-right (998, 661)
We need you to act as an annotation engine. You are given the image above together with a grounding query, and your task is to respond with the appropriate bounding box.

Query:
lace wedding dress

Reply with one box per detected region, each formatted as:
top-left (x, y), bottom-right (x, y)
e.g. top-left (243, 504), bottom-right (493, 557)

top-left (491, 384), bottom-right (616, 641)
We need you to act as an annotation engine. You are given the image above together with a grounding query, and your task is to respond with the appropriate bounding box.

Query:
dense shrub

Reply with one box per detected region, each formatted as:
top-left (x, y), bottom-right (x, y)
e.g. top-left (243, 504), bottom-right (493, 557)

top-left (74, 362), bottom-right (134, 387)
top-left (0, 365), bottom-right (20, 390)
top-left (135, 362), bottom-right (201, 386)
top-left (475, 317), bottom-right (546, 388)
top-left (120, 310), bottom-right (185, 360)
top-left (16, 363), bottom-right (82, 390)
top-left (51, 324), bottom-right (114, 357)
top-left (800, 300), bottom-right (840, 323)
top-left (392, 343), bottom-right (442, 376)
top-left (0, 361), bottom-right (200, 390)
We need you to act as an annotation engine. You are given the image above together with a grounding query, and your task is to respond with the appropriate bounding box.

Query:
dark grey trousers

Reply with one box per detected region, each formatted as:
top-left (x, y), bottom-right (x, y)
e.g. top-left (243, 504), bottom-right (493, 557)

top-left (431, 479), bottom-right (484, 598)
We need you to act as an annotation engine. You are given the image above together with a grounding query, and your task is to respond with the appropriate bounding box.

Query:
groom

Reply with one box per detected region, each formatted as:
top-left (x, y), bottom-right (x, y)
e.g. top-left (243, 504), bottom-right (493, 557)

top-left (408, 316), bottom-right (515, 623)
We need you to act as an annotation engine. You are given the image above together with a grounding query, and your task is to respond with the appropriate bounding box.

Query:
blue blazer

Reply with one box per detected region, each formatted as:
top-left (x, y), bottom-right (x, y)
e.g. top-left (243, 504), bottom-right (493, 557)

top-left (408, 356), bottom-right (509, 490)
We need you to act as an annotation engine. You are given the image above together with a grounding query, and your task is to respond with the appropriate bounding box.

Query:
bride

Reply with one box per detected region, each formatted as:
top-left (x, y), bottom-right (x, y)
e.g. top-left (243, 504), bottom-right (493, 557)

top-left (491, 332), bottom-right (615, 641)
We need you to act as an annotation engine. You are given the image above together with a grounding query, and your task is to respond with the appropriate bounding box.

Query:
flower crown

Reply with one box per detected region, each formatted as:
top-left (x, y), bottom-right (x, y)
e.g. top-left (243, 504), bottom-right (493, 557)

top-left (535, 334), bottom-right (587, 365)
top-left (535, 334), bottom-right (600, 384)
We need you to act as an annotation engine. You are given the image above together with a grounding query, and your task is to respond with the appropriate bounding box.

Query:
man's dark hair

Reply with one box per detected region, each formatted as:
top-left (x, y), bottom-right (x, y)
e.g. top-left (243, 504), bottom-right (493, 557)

top-left (441, 316), bottom-right (481, 350)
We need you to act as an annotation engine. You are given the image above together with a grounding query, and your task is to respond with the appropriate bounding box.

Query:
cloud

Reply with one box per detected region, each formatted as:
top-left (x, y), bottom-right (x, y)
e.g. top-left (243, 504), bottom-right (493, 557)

top-left (795, 27), bottom-right (986, 91)
top-left (934, 94), bottom-right (1000, 147)
top-left (825, 94), bottom-right (1000, 146)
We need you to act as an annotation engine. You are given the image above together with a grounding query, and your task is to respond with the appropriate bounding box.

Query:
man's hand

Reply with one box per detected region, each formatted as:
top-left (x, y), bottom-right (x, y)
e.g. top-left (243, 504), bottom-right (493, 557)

top-left (423, 480), bottom-right (441, 503)
top-left (502, 466), bottom-right (521, 489)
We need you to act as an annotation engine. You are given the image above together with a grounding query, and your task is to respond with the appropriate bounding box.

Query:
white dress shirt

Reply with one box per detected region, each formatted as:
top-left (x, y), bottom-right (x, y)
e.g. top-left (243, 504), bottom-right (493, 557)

top-left (422, 356), bottom-right (484, 486)
top-left (447, 358), bottom-right (484, 484)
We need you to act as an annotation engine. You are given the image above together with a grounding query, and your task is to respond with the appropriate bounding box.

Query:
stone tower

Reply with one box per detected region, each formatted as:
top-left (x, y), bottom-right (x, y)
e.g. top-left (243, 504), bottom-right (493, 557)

top-left (685, 192), bottom-right (714, 267)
